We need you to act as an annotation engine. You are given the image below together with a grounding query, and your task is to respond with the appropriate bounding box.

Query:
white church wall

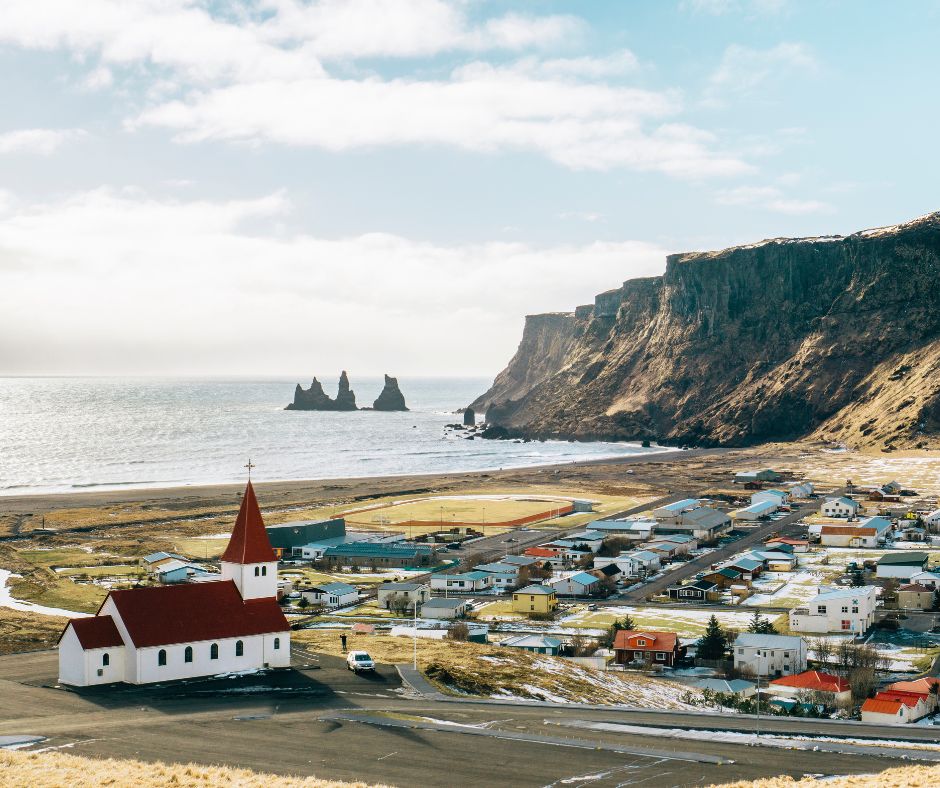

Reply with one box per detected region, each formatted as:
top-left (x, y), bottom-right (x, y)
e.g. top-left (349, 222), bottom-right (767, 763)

top-left (221, 561), bottom-right (278, 600)
top-left (134, 632), bottom-right (289, 684)
top-left (57, 627), bottom-right (126, 686)
top-left (100, 597), bottom-right (140, 683)
top-left (58, 626), bottom-right (88, 686)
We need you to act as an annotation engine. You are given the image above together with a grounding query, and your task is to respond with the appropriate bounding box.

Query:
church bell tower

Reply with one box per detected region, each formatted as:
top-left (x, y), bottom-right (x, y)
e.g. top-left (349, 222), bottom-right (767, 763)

top-left (220, 479), bottom-right (278, 600)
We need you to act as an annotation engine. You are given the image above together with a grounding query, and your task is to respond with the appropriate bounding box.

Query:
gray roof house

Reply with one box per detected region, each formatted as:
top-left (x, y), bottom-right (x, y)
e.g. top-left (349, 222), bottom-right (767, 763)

top-left (499, 634), bottom-right (562, 655)
top-left (420, 597), bottom-right (467, 620)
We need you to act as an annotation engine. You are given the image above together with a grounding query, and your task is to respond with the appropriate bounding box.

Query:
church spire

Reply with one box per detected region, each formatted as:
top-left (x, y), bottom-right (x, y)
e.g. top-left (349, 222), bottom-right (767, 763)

top-left (221, 481), bottom-right (277, 565)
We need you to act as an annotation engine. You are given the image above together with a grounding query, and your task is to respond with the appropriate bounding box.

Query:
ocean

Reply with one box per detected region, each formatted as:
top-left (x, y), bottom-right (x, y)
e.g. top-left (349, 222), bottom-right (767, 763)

top-left (0, 377), bottom-right (659, 496)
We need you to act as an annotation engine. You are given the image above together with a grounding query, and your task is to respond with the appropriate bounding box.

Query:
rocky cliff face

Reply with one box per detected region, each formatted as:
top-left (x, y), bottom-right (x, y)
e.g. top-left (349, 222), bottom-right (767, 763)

top-left (473, 212), bottom-right (940, 450)
top-left (372, 374), bottom-right (409, 411)
top-left (286, 371), bottom-right (358, 411)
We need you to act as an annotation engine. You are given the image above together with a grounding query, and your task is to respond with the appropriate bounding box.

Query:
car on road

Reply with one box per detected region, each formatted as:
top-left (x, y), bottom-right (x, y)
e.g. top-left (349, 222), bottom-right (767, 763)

top-left (346, 651), bottom-right (375, 673)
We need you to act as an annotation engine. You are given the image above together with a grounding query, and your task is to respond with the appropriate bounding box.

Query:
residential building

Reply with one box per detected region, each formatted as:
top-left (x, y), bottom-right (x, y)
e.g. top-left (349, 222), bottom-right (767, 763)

top-left (155, 560), bottom-right (214, 585)
top-left (58, 481), bottom-right (290, 687)
top-left (141, 552), bottom-right (186, 573)
top-left (861, 694), bottom-right (931, 724)
top-left (909, 570), bottom-right (940, 590)
top-left (732, 634), bottom-right (807, 678)
top-left (667, 579), bottom-right (720, 602)
top-left (613, 630), bottom-right (683, 667)
top-left (751, 489), bottom-right (789, 507)
top-left (732, 500), bottom-right (778, 521)
top-left (701, 567), bottom-right (744, 589)
top-left (511, 584), bottom-right (558, 615)
top-left (552, 530), bottom-right (606, 553)
top-left (745, 550), bottom-right (798, 572)
top-left (610, 549), bottom-right (661, 577)
top-left (500, 555), bottom-right (539, 568)
top-left (420, 597), bottom-right (467, 620)
top-left (693, 678), bottom-right (756, 697)
top-left (499, 634), bottom-right (561, 656)
top-left (549, 571), bottom-right (601, 597)
top-left (897, 583), bottom-right (935, 610)
top-left (885, 678), bottom-right (940, 712)
top-left (788, 482), bottom-right (814, 499)
top-left (644, 541), bottom-right (683, 561)
top-left (376, 582), bottom-right (430, 611)
top-left (473, 562), bottom-right (521, 590)
top-left (876, 551), bottom-right (929, 579)
top-left (522, 546), bottom-right (567, 568)
top-left (430, 571), bottom-right (492, 592)
top-left (788, 586), bottom-right (877, 634)
top-left (654, 533), bottom-right (698, 552)
top-left (725, 556), bottom-right (763, 580)
top-left (767, 671), bottom-right (852, 706)
top-left (821, 496), bottom-right (860, 518)
top-left (923, 509), bottom-right (940, 528)
top-left (300, 581), bottom-right (358, 607)
top-left (765, 537), bottom-right (809, 553)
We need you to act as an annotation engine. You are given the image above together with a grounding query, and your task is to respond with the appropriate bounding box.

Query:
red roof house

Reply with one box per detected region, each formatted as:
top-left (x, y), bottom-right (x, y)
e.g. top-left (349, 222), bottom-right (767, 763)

top-left (613, 630), bottom-right (683, 667)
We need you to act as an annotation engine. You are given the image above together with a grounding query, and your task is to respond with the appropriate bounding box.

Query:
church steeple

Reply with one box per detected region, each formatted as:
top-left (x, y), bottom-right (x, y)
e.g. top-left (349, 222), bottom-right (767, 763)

top-left (220, 481), bottom-right (278, 599)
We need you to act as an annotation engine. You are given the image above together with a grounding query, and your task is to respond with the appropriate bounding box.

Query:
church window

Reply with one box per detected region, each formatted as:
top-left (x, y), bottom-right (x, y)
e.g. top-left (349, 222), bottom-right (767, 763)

top-left (184, 646), bottom-right (193, 663)
top-left (158, 649), bottom-right (167, 667)
top-left (210, 643), bottom-right (219, 660)
top-left (274, 637), bottom-right (280, 650)
top-left (235, 640), bottom-right (244, 657)
top-left (102, 653), bottom-right (109, 666)
top-left (261, 566), bottom-right (267, 576)
top-left (254, 566), bottom-right (260, 577)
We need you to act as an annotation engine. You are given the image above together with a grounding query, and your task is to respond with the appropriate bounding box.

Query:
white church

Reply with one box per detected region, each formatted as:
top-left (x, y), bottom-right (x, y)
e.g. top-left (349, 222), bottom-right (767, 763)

top-left (58, 481), bottom-right (291, 686)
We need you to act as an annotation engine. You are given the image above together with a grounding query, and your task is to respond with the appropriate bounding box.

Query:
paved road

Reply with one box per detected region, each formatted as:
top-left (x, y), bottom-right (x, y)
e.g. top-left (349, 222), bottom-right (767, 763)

top-left (620, 499), bottom-right (821, 602)
top-left (0, 650), bottom-right (935, 788)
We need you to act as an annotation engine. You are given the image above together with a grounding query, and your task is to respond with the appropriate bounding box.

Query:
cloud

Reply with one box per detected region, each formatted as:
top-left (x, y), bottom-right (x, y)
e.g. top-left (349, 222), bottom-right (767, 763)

top-left (0, 188), bottom-right (669, 375)
top-left (715, 185), bottom-right (832, 214)
top-left (0, 128), bottom-right (84, 155)
top-left (706, 42), bottom-right (816, 101)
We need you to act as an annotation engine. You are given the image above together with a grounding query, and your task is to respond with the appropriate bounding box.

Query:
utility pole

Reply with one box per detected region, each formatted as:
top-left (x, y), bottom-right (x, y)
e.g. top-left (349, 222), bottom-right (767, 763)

top-left (413, 593), bottom-right (418, 670)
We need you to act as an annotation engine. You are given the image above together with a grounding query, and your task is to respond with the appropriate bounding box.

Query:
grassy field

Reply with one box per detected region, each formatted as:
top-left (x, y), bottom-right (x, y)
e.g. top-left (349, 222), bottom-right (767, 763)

top-left (709, 764), bottom-right (940, 788)
top-left (0, 750), bottom-right (383, 788)
top-left (0, 607), bottom-right (68, 655)
top-left (293, 630), bottom-right (693, 706)
top-left (561, 604), bottom-right (759, 637)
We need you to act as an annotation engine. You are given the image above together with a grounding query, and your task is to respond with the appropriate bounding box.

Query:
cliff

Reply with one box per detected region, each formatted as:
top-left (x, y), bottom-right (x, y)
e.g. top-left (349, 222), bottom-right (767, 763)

top-left (286, 371), bottom-right (358, 411)
top-left (473, 212), bottom-right (940, 450)
top-left (372, 374), bottom-right (409, 411)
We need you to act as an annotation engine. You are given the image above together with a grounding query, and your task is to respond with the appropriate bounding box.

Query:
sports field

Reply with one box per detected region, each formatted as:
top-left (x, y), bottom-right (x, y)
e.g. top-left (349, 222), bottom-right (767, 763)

top-left (342, 494), bottom-right (576, 533)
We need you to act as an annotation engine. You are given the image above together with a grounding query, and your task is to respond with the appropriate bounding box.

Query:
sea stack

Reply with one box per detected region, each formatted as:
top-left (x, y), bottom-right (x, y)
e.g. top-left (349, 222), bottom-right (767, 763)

top-left (286, 372), bottom-right (358, 411)
top-left (372, 374), bottom-right (409, 411)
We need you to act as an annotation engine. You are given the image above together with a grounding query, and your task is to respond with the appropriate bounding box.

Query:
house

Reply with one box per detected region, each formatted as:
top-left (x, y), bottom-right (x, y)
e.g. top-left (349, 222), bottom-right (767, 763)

top-left (141, 552), bottom-right (187, 574)
top-left (300, 581), bottom-right (358, 607)
top-left (734, 469), bottom-right (782, 484)
top-left (552, 530), bottom-right (606, 553)
top-left (725, 556), bottom-right (763, 579)
top-left (499, 634), bottom-right (562, 656)
top-left (420, 597), bottom-right (467, 620)
top-left (693, 678), bottom-right (756, 697)
top-left (654, 533), bottom-right (698, 552)
top-left (594, 563), bottom-right (622, 582)
top-left (923, 509), bottom-right (940, 528)
top-left (511, 584), bottom-right (558, 615)
top-left (751, 489), bottom-right (789, 507)
top-left (522, 546), bottom-right (567, 568)
top-left (155, 559), bottom-right (214, 585)
top-left (876, 551), bottom-right (929, 579)
top-left (652, 499), bottom-right (702, 520)
top-left (430, 571), bottom-right (492, 592)
top-left (644, 541), bottom-right (683, 561)
top-left (861, 694), bottom-right (931, 724)
top-left (732, 633), bottom-right (807, 678)
top-left (376, 582), bottom-right (430, 611)
top-left (897, 583), bottom-right (935, 610)
top-left (765, 536), bottom-right (809, 553)
top-left (788, 482), bottom-right (814, 499)
top-left (613, 630), bottom-right (683, 667)
top-left (473, 562), bottom-right (521, 590)
top-left (885, 677), bottom-right (940, 712)
top-left (814, 517), bottom-right (891, 547)
top-left (667, 579), bottom-right (720, 602)
top-left (500, 555), bottom-right (539, 568)
top-left (321, 541), bottom-right (437, 568)
top-left (767, 671), bottom-right (852, 705)
top-left (702, 567), bottom-right (744, 589)
top-left (788, 586), bottom-right (877, 634)
top-left (549, 571), bottom-right (601, 597)
top-left (745, 550), bottom-right (798, 572)
top-left (821, 496), bottom-right (860, 518)
top-left (909, 570), bottom-right (940, 590)
top-left (732, 500), bottom-right (778, 521)
top-left (611, 549), bottom-right (662, 577)
top-left (58, 481), bottom-right (290, 687)
top-left (656, 507), bottom-right (731, 541)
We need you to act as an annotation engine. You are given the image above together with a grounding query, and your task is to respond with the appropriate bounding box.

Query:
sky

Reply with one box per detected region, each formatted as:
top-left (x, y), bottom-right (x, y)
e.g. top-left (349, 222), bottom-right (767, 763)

top-left (1, 0), bottom-right (939, 378)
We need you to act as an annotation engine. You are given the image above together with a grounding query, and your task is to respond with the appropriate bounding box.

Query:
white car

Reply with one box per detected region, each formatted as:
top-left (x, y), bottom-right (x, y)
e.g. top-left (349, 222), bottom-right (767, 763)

top-left (346, 650), bottom-right (375, 673)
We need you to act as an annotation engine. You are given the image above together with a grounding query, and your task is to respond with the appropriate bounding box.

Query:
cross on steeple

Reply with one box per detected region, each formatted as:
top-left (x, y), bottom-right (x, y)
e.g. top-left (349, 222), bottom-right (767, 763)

top-left (244, 458), bottom-right (255, 480)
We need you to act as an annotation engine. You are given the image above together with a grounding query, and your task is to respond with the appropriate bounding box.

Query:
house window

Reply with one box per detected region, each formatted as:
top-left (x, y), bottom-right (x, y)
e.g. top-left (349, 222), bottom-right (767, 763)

top-left (816, 605), bottom-right (827, 614)
top-left (841, 620), bottom-right (851, 630)
top-left (102, 653), bottom-right (109, 666)
top-left (655, 652), bottom-right (667, 661)
top-left (274, 637), bottom-right (280, 650)
top-left (210, 643), bottom-right (219, 660)
top-left (852, 606), bottom-right (858, 613)
top-left (841, 606), bottom-right (848, 613)
top-left (158, 649), bottom-right (167, 666)
top-left (738, 648), bottom-right (744, 654)
top-left (184, 646), bottom-right (193, 663)
top-left (637, 639), bottom-right (647, 646)
top-left (235, 640), bottom-right (244, 657)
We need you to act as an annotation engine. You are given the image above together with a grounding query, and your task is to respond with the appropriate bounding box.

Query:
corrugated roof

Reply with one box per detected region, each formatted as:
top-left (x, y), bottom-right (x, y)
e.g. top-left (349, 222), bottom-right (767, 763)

top-left (514, 584), bottom-right (555, 595)
top-left (861, 698), bottom-right (902, 715)
top-left (220, 482), bottom-right (277, 564)
top-left (613, 630), bottom-right (678, 652)
top-left (770, 671), bottom-right (849, 693)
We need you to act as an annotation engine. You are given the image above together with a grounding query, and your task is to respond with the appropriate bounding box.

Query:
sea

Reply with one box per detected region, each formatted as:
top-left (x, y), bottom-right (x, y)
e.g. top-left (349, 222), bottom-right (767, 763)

top-left (0, 377), bottom-right (661, 496)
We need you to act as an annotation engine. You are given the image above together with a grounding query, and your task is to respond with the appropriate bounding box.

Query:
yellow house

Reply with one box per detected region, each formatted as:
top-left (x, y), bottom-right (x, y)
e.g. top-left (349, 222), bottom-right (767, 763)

top-left (512, 584), bottom-right (558, 615)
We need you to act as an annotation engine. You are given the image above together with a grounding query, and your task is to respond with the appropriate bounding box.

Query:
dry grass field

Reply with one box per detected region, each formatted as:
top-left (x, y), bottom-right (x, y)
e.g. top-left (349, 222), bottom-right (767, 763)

top-left (710, 764), bottom-right (940, 788)
top-left (0, 607), bottom-right (67, 655)
top-left (0, 750), bottom-right (387, 788)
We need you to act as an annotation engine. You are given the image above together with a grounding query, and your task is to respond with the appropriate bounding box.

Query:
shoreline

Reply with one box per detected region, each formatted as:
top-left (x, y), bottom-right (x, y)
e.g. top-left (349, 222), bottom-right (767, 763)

top-left (0, 447), bottom-right (723, 514)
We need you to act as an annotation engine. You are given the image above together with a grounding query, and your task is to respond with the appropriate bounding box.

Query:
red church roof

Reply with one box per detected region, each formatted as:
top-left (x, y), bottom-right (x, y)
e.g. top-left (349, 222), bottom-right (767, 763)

top-left (770, 671), bottom-right (850, 694)
top-left (220, 481), bottom-right (277, 564)
top-left (105, 581), bottom-right (288, 648)
top-left (63, 615), bottom-right (124, 649)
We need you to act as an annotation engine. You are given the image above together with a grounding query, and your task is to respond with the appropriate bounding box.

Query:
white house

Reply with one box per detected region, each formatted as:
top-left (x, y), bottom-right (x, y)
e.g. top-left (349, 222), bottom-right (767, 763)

top-left (751, 489), bottom-right (789, 507)
top-left (815, 516), bottom-right (891, 548)
top-left (376, 582), bottom-right (430, 611)
top-left (430, 571), bottom-right (492, 592)
top-left (861, 694), bottom-right (931, 724)
top-left (300, 581), bottom-right (358, 607)
top-left (549, 571), bottom-right (601, 597)
top-left (473, 562), bottom-right (521, 590)
top-left (923, 509), bottom-right (940, 528)
top-left (732, 500), bottom-right (778, 521)
top-left (608, 549), bottom-right (661, 577)
top-left (732, 633), bottom-right (807, 678)
top-left (788, 482), bottom-right (814, 499)
top-left (788, 586), bottom-right (877, 635)
top-left (58, 481), bottom-right (290, 687)
top-left (821, 496), bottom-right (859, 518)
top-left (909, 570), bottom-right (940, 590)
top-left (876, 551), bottom-right (929, 579)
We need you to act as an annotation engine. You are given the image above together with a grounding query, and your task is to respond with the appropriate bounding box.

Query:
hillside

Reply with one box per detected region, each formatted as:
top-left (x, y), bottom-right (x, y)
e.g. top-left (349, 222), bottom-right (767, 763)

top-left (472, 212), bottom-right (940, 450)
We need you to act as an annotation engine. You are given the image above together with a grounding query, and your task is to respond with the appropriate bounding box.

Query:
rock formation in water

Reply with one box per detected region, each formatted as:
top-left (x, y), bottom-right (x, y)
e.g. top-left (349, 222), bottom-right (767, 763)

top-left (372, 374), bottom-right (409, 411)
top-left (471, 212), bottom-right (940, 450)
top-left (286, 371), bottom-right (358, 411)
top-left (463, 407), bottom-right (476, 426)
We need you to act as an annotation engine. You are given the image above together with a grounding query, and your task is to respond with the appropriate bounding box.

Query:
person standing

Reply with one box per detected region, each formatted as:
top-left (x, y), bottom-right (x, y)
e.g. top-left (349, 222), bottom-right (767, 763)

top-left (340, 633), bottom-right (348, 653)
